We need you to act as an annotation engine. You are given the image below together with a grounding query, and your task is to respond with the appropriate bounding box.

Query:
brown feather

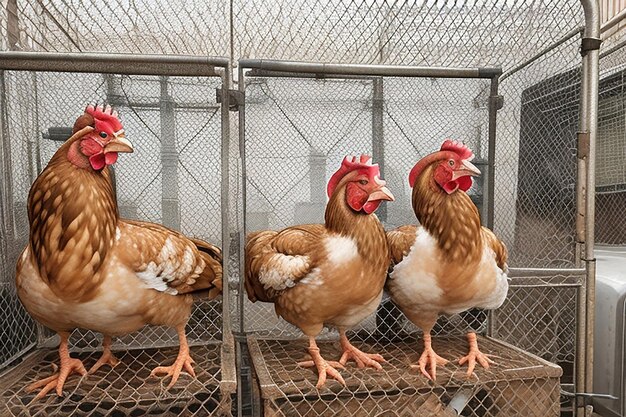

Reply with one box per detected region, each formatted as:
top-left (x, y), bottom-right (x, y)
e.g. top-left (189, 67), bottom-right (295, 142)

top-left (244, 183), bottom-right (390, 336)
top-left (387, 225), bottom-right (418, 266)
top-left (411, 164), bottom-right (483, 264)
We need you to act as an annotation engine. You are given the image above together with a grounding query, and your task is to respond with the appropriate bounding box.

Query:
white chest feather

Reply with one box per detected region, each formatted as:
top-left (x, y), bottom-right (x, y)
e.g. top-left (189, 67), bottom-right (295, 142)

top-left (389, 227), bottom-right (509, 315)
top-left (389, 227), bottom-right (444, 308)
top-left (324, 235), bottom-right (358, 265)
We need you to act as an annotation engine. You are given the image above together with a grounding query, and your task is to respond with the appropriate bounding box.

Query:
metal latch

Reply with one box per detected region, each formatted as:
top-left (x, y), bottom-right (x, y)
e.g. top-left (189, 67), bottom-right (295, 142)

top-left (490, 95), bottom-right (504, 110)
top-left (216, 88), bottom-right (244, 111)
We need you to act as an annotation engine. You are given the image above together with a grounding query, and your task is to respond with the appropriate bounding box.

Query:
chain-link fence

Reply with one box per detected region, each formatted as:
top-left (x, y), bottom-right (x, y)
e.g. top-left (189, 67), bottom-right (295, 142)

top-left (0, 67), bottom-right (235, 415)
top-left (1, 0), bottom-right (623, 416)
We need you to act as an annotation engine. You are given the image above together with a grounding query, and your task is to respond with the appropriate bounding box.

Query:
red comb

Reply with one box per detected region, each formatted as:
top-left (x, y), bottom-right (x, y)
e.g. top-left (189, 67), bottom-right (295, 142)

top-left (85, 104), bottom-right (123, 134)
top-left (327, 155), bottom-right (380, 197)
top-left (440, 139), bottom-right (474, 160)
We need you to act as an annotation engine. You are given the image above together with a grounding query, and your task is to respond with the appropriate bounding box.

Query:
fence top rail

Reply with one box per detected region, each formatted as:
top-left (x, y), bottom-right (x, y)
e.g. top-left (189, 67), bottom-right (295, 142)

top-left (238, 59), bottom-right (502, 79)
top-left (0, 52), bottom-right (229, 76)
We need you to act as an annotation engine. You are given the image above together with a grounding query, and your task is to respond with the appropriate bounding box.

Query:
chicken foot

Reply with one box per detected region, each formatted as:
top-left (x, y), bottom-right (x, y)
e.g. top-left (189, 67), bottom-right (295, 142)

top-left (411, 332), bottom-right (448, 381)
top-left (338, 330), bottom-right (385, 370)
top-left (25, 332), bottom-right (87, 400)
top-left (298, 336), bottom-right (346, 388)
top-left (458, 332), bottom-right (495, 376)
top-left (88, 335), bottom-right (120, 374)
top-left (150, 325), bottom-right (196, 389)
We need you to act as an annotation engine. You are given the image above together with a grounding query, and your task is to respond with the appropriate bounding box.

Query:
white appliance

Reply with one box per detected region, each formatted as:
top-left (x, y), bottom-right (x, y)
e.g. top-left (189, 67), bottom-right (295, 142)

top-left (594, 245), bottom-right (626, 417)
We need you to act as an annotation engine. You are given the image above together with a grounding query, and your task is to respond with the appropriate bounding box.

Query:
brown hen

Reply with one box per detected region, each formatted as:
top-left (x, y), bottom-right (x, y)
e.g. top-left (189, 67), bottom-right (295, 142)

top-left (16, 105), bottom-right (222, 399)
top-left (245, 155), bottom-right (394, 388)
top-left (386, 140), bottom-right (508, 381)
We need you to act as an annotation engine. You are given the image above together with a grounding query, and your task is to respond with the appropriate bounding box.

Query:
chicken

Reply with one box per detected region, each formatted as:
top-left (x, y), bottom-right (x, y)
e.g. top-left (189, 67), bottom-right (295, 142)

top-left (386, 140), bottom-right (508, 381)
top-left (245, 155), bottom-right (394, 388)
top-left (16, 105), bottom-right (222, 399)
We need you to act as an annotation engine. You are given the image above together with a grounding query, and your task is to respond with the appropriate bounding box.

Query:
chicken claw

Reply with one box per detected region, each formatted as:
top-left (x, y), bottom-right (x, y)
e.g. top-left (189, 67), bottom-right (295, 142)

top-left (338, 330), bottom-right (385, 370)
top-left (298, 337), bottom-right (346, 388)
top-left (150, 325), bottom-right (196, 389)
top-left (458, 332), bottom-right (496, 376)
top-left (411, 332), bottom-right (448, 381)
top-left (89, 335), bottom-right (120, 374)
top-left (25, 333), bottom-right (87, 400)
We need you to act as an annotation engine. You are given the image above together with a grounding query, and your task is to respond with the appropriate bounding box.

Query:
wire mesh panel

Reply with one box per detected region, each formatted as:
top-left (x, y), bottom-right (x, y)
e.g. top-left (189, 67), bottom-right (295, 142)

top-left (0, 70), bottom-right (235, 416)
top-left (248, 335), bottom-right (561, 417)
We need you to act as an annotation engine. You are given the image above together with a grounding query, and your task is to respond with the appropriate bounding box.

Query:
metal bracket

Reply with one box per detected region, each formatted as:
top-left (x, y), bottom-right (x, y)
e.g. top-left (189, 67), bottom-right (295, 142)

top-left (489, 95), bottom-right (504, 110)
top-left (580, 37), bottom-right (602, 56)
top-left (577, 131), bottom-right (590, 159)
top-left (561, 389), bottom-right (618, 407)
top-left (216, 88), bottom-right (244, 111)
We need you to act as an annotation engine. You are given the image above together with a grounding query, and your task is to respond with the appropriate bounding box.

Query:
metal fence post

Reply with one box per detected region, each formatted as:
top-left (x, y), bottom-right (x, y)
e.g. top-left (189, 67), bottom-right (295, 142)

top-left (577, 1), bottom-right (601, 413)
top-left (160, 76), bottom-right (180, 230)
top-left (238, 65), bottom-right (247, 334)
top-left (372, 77), bottom-right (386, 222)
top-left (0, 70), bottom-right (15, 256)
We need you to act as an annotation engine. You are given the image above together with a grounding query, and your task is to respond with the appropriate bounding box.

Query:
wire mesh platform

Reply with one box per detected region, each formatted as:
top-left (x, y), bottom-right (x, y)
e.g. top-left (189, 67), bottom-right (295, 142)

top-left (0, 338), bottom-right (236, 417)
top-left (248, 335), bottom-right (562, 417)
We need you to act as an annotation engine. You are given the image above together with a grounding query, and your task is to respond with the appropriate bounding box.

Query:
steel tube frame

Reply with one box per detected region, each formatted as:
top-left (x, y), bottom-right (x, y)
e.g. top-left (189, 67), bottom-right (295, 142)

top-left (239, 59), bottom-right (501, 79)
top-left (577, 1), bottom-right (600, 415)
top-left (0, 51), bottom-right (228, 77)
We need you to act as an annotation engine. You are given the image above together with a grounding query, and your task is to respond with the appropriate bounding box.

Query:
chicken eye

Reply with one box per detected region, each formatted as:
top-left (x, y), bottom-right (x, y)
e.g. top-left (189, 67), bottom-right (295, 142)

top-left (359, 179), bottom-right (369, 185)
top-left (448, 159), bottom-right (455, 166)
top-left (99, 132), bottom-right (108, 138)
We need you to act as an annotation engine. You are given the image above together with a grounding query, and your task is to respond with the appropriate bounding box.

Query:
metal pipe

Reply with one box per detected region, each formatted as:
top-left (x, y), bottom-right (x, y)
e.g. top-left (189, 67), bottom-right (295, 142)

top-left (159, 76), bottom-right (180, 230)
top-left (372, 77), bottom-right (385, 221)
top-left (220, 66), bottom-right (232, 337)
top-left (0, 51), bottom-right (228, 75)
top-left (601, 7), bottom-right (626, 33)
top-left (239, 59), bottom-right (501, 79)
top-left (580, 0), bottom-right (601, 403)
top-left (485, 76), bottom-right (500, 230)
top-left (238, 64), bottom-right (246, 333)
top-left (507, 268), bottom-right (586, 277)
top-left (500, 27), bottom-right (584, 82)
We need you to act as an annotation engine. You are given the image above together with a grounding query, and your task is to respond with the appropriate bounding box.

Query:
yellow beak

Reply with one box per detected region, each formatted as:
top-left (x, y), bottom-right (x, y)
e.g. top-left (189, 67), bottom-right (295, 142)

top-left (104, 136), bottom-right (134, 153)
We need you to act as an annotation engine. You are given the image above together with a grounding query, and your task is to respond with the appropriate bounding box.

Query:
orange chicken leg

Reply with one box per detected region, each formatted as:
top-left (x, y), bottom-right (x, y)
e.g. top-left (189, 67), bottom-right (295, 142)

top-left (150, 325), bottom-right (196, 389)
top-left (88, 335), bottom-right (120, 374)
top-left (338, 330), bottom-right (385, 370)
top-left (25, 332), bottom-right (87, 400)
top-left (411, 331), bottom-right (448, 380)
top-left (458, 332), bottom-right (495, 376)
top-left (298, 336), bottom-right (346, 388)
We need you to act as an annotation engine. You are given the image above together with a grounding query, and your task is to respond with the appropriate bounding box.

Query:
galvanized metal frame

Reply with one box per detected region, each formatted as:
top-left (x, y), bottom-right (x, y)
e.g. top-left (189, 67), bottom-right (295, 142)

top-left (579, 2), bottom-right (601, 415)
top-left (0, 51), bottom-right (235, 393)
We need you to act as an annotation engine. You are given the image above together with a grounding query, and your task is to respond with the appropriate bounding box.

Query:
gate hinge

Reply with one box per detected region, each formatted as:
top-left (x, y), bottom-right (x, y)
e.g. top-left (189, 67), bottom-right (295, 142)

top-left (490, 95), bottom-right (504, 110)
top-left (216, 88), bottom-right (244, 111)
top-left (577, 131), bottom-right (590, 159)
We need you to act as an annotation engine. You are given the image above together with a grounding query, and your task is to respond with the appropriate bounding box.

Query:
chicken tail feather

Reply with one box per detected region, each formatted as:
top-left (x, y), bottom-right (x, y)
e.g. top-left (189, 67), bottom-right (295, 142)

top-left (190, 237), bottom-right (223, 300)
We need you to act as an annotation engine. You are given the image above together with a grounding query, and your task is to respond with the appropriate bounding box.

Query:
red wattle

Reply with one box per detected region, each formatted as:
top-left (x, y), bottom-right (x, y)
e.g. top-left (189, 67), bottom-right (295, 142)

top-left (457, 175), bottom-right (473, 191)
top-left (442, 181), bottom-right (459, 194)
top-left (89, 153), bottom-right (106, 170)
top-left (363, 200), bottom-right (382, 214)
top-left (105, 152), bottom-right (118, 165)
